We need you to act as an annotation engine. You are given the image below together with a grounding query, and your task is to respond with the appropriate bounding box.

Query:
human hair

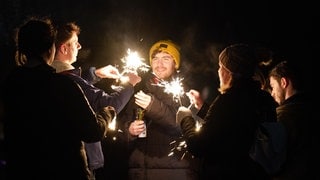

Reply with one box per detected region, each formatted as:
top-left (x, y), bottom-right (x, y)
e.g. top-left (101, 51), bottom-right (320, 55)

top-left (269, 60), bottom-right (303, 91)
top-left (55, 22), bottom-right (80, 49)
top-left (15, 16), bottom-right (56, 66)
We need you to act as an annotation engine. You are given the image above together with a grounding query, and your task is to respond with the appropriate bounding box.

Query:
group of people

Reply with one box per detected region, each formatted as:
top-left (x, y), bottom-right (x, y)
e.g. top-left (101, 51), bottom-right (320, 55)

top-left (1, 16), bottom-right (315, 180)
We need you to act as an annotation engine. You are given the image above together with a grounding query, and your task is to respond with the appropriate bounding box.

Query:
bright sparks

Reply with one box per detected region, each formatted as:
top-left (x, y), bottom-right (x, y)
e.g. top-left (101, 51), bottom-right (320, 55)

top-left (163, 77), bottom-right (185, 100)
top-left (112, 48), bottom-right (149, 90)
top-left (108, 114), bottom-right (117, 131)
top-left (153, 76), bottom-right (185, 106)
top-left (120, 49), bottom-right (149, 75)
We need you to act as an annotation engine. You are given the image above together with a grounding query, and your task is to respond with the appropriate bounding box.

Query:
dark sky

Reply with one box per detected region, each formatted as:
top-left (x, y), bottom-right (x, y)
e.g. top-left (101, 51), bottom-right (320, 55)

top-left (0, 0), bottom-right (316, 94)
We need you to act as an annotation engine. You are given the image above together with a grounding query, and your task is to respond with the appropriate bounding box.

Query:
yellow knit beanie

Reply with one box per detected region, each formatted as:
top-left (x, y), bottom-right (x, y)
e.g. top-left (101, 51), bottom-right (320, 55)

top-left (149, 40), bottom-right (180, 69)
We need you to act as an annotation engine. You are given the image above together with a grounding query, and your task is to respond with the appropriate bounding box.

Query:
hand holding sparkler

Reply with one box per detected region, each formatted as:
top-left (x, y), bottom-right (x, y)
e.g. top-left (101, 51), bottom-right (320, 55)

top-left (111, 72), bottom-right (141, 91)
top-left (186, 89), bottom-right (204, 110)
top-left (125, 72), bottom-right (141, 87)
top-left (95, 65), bottom-right (121, 79)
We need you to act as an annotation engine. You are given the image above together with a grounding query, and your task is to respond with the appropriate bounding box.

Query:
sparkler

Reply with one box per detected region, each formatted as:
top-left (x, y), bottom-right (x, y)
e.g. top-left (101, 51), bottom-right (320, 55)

top-left (168, 137), bottom-right (193, 160)
top-left (152, 75), bottom-right (185, 106)
top-left (107, 113), bottom-right (117, 131)
top-left (106, 113), bottom-right (123, 141)
top-left (120, 49), bottom-right (150, 75)
top-left (151, 74), bottom-right (205, 159)
top-left (111, 48), bottom-right (149, 90)
top-left (168, 118), bottom-right (203, 160)
top-left (167, 103), bottom-right (203, 160)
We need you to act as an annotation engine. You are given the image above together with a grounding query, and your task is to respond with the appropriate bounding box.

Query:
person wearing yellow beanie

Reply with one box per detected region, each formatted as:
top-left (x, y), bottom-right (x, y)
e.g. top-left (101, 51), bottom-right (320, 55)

top-left (149, 40), bottom-right (181, 69)
top-left (116, 39), bottom-right (200, 180)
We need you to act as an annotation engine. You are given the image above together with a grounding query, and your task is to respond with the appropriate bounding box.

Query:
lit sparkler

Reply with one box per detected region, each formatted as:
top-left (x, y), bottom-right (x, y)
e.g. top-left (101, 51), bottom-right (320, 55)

top-left (108, 114), bottom-right (117, 131)
top-left (112, 48), bottom-right (149, 90)
top-left (168, 137), bottom-right (193, 160)
top-left (120, 49), bottom-right (149, 75)
top-left (152, 75), bottom-right (185, 106)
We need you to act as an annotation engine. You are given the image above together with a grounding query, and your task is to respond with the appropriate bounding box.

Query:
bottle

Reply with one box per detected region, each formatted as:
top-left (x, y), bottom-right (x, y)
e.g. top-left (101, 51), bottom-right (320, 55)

top-left (136, 107), bottom-right (147, 138)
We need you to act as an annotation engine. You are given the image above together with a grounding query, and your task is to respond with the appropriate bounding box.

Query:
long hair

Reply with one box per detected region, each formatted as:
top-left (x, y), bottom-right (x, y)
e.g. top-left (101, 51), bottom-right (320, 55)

top-left (15, 16), bottom-right (56, 66)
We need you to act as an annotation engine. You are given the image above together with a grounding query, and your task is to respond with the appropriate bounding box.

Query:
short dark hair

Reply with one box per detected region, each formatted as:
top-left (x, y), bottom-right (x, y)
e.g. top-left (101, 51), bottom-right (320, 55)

top-left (269, 61), bottom-right (304, 91)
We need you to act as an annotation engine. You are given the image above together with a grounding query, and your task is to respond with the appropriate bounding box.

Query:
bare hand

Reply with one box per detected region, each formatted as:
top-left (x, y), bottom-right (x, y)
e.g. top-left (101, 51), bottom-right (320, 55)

top-left (129, 120), bottom-right (146, 136)
top-left (186, 89), bottom-right (203, 110)
top-left (126, 72), bottom-right (141, 87)
top-left (95, 65), bottom-right (120, 79)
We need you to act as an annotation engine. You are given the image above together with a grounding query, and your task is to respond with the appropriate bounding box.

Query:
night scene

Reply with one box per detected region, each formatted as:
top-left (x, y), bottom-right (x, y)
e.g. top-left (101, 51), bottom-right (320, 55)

top-left (0, 0), bottom-right (316, 179)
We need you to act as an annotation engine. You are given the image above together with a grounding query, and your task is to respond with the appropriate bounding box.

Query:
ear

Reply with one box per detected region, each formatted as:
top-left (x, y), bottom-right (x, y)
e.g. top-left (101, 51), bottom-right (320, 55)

top-left (280, 77), bottom-right (289, 88)
top-left (57, 44), bottom-right (67, 54)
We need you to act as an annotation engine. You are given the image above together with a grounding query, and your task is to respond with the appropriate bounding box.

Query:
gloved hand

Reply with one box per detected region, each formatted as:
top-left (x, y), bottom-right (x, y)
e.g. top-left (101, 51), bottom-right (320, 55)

top-left (176, 106), bottom-right (192, 125)
top-left (134, 90), bottom-right (152, 109)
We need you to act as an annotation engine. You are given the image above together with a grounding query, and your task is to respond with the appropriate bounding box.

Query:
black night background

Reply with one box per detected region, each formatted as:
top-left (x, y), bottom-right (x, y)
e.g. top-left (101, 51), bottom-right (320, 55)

top-left (0, 0), bottom-right (316, 177)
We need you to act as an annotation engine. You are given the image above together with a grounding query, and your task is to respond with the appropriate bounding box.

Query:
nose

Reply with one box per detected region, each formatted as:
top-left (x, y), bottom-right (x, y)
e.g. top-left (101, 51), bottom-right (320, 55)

top-left (77, 42), bottom-right (82, 50)
top-left (270, 91), bottom-right (276, 99)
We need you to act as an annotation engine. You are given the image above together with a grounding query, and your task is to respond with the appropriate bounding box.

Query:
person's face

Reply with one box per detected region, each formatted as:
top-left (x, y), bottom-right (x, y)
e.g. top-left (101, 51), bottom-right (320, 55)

top-left (64, 32), bottom-right (81, 64)
top-left (151, 52), bottom-right (176, 80)
top-left (269, 76), bottom-right (285, 105)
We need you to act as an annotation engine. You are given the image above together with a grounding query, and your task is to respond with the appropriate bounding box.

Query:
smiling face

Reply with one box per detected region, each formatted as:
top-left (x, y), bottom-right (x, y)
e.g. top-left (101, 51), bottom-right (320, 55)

top-left (151, 51), bottom-right (176, 80)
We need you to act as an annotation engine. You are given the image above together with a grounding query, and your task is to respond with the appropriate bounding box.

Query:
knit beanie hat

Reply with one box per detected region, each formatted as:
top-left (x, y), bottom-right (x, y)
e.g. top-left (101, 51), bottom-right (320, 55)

top-left (149, 40), bottom-right (180, 69)
top-left (219, 43), bottom-right (257, 77)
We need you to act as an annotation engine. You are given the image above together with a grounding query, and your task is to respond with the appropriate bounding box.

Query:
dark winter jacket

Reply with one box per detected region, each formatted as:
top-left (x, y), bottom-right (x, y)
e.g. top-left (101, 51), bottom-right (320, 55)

top-left (272, 93), bottom-right (316, 180)
top-left (3, 61), bottom-right (108, 180)
top-left (119, 72), bottom-right (200, 180)
top-left (180, 79), bottom-right (276, 180)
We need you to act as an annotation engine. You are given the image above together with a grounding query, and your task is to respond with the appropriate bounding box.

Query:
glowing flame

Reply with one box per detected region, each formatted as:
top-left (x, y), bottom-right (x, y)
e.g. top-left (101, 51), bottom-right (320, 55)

top-left (120, 49), bottom-right (149, 73)
top-left (163, 77), bottom-right (185, 101)
top-left (108, 114), bottom-right (117, 131)
top-left (153, 76), bottom-right (185, 106)
top-left (195, 120), bottom-right (202, 131)
top-left (112, 49), bottom-right (149, 90)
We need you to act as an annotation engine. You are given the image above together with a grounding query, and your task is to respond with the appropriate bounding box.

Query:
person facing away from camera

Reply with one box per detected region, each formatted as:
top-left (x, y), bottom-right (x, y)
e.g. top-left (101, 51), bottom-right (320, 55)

top-left (2, 17), bottom-right (110, 180)
top-left (51, 21), bottom-right (141, 179)
top-left (111, 39), bottom-right (200, 180)
top-left (268, 60), bottom-right (316, 180)
top-left (176, 43), bottom-right (277, 179)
